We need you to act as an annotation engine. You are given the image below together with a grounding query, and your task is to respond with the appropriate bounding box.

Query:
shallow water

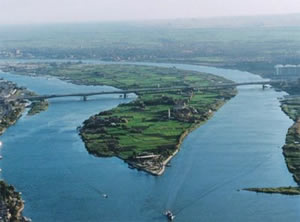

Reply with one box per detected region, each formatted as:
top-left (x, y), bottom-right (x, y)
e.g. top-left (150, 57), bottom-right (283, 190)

top-left (0, 61), bottom-right (299, 222)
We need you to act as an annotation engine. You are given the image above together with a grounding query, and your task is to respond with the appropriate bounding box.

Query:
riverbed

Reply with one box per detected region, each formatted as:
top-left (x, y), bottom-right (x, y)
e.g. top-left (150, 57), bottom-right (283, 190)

top-left (0, 61), bottom-right (299, 222)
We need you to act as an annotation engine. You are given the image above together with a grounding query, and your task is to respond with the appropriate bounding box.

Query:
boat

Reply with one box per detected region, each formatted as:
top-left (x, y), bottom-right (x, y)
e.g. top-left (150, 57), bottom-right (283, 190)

top-left (165, 210), bottom-right (175, 221)
top-left (102, 194), bottom-right (108, 198)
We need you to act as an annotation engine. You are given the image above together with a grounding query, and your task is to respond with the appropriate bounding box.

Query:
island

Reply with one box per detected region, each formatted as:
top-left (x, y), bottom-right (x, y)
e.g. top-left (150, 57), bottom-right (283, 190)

top-left (0, 62), bottom-right (236, 175)
top-left (277, 82), bottom-right (300, 184)
top-left (27, 100), bottom-right (49, 116)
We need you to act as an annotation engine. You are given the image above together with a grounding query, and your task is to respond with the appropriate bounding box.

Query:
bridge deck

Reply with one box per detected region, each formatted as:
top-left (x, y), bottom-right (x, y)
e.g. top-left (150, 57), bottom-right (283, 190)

top-left (9, 80), bottom-right (282, 101)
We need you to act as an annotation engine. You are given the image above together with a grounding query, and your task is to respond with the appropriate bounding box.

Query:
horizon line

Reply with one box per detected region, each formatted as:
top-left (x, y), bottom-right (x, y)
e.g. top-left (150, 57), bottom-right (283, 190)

top-left (1, 11), bottom-right (300, 26)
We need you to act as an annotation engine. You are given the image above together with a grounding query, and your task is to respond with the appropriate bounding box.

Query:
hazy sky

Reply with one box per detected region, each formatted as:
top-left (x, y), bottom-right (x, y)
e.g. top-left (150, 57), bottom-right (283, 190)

top-left (1, 0), bottom-right (300, 24)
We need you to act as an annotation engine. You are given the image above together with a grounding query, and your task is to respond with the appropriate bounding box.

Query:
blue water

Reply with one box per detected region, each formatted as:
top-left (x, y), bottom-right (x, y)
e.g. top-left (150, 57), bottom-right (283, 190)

top-left (0, 61), bottom-right (299, 222)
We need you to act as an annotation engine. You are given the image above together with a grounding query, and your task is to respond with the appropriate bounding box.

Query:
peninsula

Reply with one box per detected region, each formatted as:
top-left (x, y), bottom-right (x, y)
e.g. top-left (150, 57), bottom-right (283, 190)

top-left (0, 62), bottom-right (236, 175)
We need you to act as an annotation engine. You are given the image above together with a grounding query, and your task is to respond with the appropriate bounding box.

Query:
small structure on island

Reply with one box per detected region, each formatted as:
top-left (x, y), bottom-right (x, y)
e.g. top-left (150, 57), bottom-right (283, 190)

top-left (173, 101), bottom-right (186, 111)
top-left (135, 153), bottom-right (160, 160)
top-left (168, 108), bottom-right (171, 119)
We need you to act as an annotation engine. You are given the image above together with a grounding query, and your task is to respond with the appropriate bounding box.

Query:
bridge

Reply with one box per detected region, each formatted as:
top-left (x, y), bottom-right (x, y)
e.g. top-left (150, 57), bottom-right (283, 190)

top-left (11, 80), bottom-right (284, 101)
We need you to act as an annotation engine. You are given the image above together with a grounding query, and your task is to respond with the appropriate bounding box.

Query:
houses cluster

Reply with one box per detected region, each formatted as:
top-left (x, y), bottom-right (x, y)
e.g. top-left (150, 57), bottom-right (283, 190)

top-left (0, 49), bottom-right (24, 59)
top-left (275, 64), bottom-right (300, 79)
top-left (0, 80), bottom-right (18, 99)
top-left (0, 81), bottom-right (18, 121)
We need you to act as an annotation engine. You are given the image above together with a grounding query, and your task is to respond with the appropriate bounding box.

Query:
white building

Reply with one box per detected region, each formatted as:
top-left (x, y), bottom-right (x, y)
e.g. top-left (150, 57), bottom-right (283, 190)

top-left (275, 64), bottom-right (300, 76)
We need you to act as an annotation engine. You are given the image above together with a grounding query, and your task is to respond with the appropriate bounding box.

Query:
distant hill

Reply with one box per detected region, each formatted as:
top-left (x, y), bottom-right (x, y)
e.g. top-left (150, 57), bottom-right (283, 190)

top-left (137, 13), bottom-right (300, 28)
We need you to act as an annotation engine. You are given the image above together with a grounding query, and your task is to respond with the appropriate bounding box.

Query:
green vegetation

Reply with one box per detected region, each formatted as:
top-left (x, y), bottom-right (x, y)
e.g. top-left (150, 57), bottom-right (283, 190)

top-left (27, 100), bottom-right (49, 116)
top-left (0, 105), bottom-right (23, 134)
top-left (1, 62), bottom-right (236, 174)
top-left (244, 187), bottom-right (300, 195)
top-left (80, 91), bottom-right (226, 160)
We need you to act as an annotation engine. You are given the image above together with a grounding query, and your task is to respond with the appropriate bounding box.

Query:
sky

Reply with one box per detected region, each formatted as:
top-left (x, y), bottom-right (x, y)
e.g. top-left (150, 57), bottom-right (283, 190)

top-left (1, 0), bottom-right (300, 24)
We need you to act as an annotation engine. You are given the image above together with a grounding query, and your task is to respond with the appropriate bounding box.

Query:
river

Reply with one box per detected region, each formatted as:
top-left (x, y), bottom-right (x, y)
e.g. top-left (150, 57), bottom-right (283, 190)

top-left (0, 61), bottom-right (299, 222)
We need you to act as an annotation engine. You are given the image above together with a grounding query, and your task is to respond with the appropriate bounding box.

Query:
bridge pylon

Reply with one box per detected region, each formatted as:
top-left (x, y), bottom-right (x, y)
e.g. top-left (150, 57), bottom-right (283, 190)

top-left (83, 96), bottom-right (87, 101)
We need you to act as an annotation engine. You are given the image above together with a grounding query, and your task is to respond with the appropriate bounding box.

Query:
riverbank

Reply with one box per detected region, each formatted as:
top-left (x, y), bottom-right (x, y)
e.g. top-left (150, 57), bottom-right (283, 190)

top-left (0, 80), bottom-right (48, 135)
top-left (280, 96), bottom-right (300, 184)
top-left (0, 62), bottom-right (236, 175)
top-left (0, 181), bottom-right (31, 222)
top-left (0, 80), bottom-right (27, 135)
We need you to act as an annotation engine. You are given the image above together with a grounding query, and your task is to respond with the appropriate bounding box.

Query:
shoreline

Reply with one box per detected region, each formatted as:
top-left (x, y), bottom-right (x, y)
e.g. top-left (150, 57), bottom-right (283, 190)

top-left (0, 110), bottom-right (23, 136)
top-left (0, 181), bottom-right (30, 222)
top-left (243, 187), bottom-right (300, 195)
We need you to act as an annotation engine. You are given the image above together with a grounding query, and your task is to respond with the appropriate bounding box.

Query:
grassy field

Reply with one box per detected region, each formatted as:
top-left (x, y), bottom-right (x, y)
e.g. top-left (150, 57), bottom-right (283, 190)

top-left (2, 62), bottom-right (236, 174)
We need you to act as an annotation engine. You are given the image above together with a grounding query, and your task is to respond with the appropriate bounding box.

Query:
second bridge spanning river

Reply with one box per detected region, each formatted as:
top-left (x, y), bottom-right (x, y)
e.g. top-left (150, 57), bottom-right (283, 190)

top-left (17, 80), bottom-right (281, 101)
